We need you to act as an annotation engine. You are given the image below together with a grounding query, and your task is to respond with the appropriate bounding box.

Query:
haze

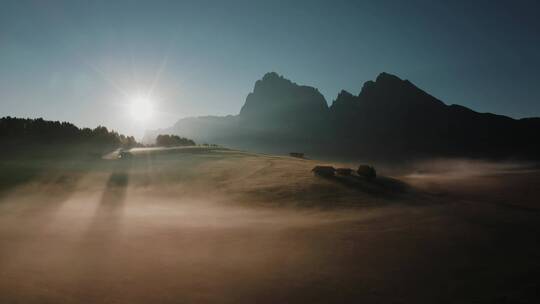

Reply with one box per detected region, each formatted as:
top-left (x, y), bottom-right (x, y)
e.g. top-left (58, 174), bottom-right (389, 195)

top-left (2, 2), bottom-right (540, 303)
top-left (2, 0), bottom-right (540, 138)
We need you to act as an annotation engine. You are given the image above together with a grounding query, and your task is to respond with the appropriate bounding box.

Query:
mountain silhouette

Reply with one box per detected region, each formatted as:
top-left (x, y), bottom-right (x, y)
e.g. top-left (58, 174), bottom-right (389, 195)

top-left (240, 72), bottom-right (328, 127)
top-left (146, 72), bottom-right (540, 161)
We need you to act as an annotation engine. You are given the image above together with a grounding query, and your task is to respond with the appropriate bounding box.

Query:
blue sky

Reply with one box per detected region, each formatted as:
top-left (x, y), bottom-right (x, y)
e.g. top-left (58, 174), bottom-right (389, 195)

top-left (1, 0), bottom-right (539, 138)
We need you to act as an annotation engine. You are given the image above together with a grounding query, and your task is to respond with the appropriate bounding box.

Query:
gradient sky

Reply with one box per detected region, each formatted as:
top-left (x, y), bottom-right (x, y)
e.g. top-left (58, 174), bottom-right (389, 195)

top-left (1, 0), bottom-right (539, 138)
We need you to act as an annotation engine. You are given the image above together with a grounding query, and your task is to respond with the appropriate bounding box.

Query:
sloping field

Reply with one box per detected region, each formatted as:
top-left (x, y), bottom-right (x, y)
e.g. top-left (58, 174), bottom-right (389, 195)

top-left (1, 147), bottom-right (539, 303)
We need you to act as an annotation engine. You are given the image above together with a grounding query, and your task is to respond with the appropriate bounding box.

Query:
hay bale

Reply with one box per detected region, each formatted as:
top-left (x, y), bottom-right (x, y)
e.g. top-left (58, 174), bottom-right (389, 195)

top-left (118, 151), bottom-right (133, 160)
top-left (312, 165), bottom-right (336, 177)
top-left (289, 152), bottom-right (305, 158)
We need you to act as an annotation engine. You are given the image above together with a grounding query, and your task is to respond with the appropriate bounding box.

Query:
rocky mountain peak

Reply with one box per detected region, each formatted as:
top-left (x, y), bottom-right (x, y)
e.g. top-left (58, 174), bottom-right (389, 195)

top-left (239, 72), bottom-right (328, 120)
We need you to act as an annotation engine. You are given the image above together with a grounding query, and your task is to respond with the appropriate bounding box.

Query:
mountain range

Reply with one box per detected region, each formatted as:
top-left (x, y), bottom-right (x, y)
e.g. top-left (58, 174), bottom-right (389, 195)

top-left (145, 72), bottom-right (540, 161)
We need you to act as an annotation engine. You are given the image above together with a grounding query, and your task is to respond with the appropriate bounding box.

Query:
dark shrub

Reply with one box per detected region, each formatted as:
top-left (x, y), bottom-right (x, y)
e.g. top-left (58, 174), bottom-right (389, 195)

top-left (357, 165), bottom-right (376, 180)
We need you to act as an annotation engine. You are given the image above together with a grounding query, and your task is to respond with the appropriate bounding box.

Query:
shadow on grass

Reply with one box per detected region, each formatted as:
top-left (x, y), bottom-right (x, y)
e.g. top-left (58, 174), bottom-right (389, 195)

top-left (0, 163), bottom-right (43, 198)
top-left (71, 167), bottom-right (130, 291)
top-left (317, 174), bottom-right (410, 197)
top-left (95, 169), bottom-right (129, 219)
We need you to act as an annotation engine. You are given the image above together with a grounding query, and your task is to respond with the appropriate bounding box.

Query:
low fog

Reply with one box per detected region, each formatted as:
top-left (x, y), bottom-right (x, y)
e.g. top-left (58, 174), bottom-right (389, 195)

top-left (1, 148), bottom-right (539, 303)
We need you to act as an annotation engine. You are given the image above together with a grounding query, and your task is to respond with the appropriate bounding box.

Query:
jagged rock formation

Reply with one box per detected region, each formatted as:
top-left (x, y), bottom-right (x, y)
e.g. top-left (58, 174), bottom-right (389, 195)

top-left (240, 72), bottom-right (328, 127)
top-left (145, 72), bottom-right (540, 161)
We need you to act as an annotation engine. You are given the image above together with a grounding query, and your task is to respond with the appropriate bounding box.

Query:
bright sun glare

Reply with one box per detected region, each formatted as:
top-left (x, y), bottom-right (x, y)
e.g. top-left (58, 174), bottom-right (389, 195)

top-left (129, 97), bottom-right (154, 121)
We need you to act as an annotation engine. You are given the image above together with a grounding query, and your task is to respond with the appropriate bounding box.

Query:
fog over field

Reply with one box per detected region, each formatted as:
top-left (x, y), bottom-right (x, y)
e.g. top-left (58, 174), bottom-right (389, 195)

top-left (1, 147), bottom-right (539, 303)
top-left (2, 1), bottom-right (540, 303)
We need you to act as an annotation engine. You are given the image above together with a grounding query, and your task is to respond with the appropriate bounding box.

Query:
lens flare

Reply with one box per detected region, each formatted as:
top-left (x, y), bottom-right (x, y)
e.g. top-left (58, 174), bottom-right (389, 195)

top-left (129, 97), bottom-right (153, 121)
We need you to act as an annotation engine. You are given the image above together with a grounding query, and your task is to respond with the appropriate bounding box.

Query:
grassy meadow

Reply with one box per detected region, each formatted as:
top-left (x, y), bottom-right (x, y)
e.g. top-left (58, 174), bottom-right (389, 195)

top-left (1, 147), bottom-right (539, 303)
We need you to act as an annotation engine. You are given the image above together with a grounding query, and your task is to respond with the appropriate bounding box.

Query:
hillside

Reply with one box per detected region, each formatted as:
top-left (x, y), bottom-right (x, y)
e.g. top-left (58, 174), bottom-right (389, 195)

top-left (2, 147), bottom-right (540, 303)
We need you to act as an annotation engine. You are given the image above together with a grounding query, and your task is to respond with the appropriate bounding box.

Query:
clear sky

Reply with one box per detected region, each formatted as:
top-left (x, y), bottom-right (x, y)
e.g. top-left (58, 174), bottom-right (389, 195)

top-left (1, 0), bottom-right (539, 138)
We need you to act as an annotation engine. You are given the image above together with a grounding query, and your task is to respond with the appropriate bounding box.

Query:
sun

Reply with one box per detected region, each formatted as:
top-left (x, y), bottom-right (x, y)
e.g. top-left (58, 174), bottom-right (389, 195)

top-left (129, 97), bottom-right (154, 121)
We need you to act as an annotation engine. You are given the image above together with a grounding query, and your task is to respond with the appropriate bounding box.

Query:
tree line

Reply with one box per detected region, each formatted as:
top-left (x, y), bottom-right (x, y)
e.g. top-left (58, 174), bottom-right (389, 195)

top-left (155, 134), bottom-right (196, 147)
top-left (0, 116), bottom-right (139, 150)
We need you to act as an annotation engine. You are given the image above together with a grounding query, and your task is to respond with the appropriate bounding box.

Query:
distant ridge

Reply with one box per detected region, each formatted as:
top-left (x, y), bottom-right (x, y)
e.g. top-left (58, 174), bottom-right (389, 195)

top-left (145, 72), bottom-right (540, 161)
